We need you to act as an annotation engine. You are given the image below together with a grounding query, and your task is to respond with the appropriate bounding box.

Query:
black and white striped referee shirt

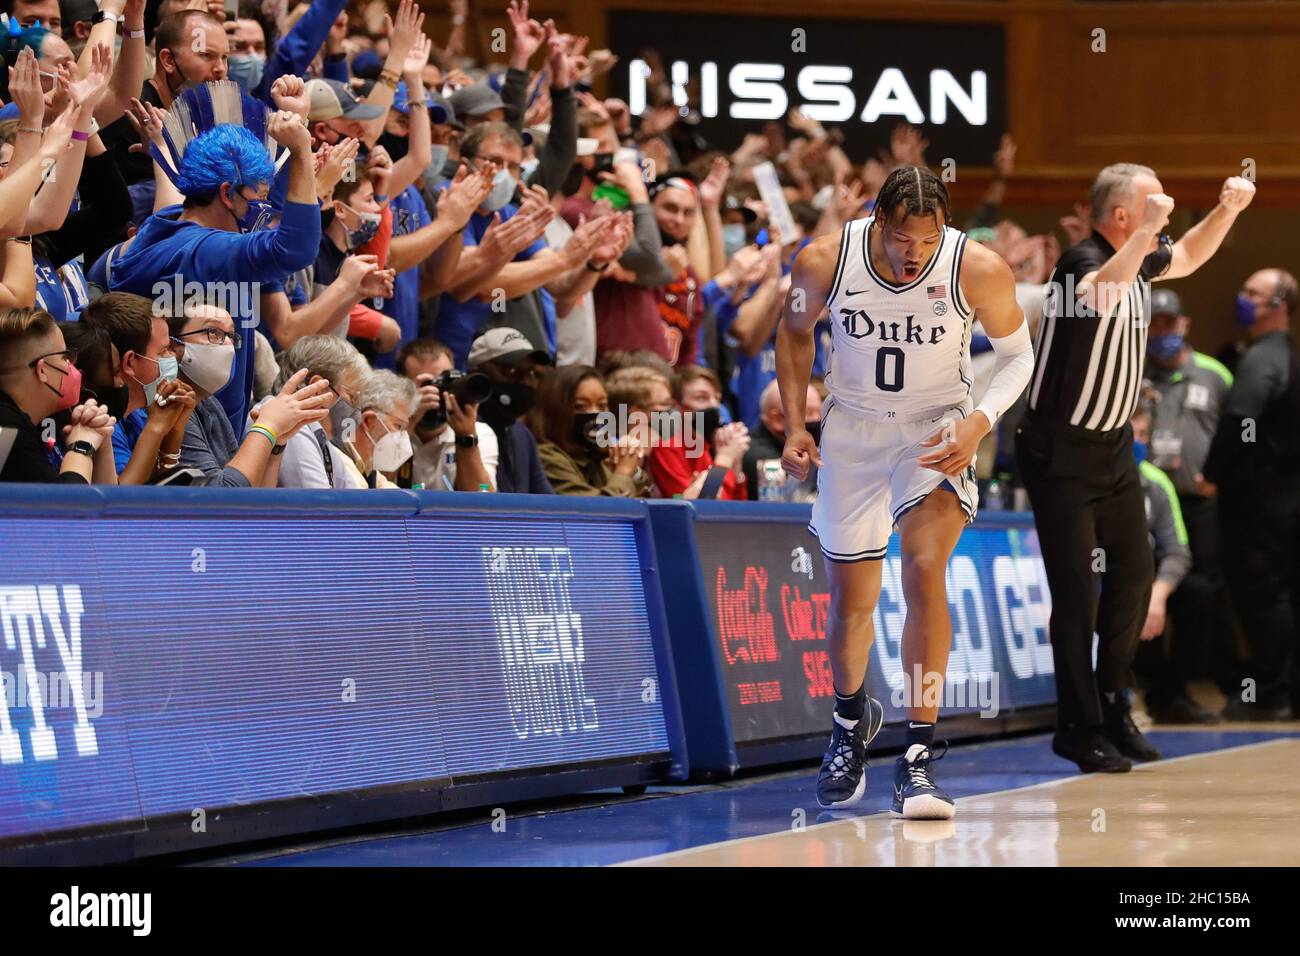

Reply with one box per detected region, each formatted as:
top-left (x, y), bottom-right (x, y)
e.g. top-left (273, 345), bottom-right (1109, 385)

top-left (1028, 230), bottom-right (1171, 432)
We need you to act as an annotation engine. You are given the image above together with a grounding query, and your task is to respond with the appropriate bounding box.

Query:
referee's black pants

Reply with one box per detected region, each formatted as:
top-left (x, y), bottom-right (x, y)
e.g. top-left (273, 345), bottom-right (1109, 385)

top-left (1017, 415), bottom-right (1155, 730)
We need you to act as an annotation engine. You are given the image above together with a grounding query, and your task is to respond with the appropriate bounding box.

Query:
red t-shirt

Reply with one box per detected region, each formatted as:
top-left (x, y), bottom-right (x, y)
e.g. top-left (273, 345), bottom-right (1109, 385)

top-left (648, 439), bottom-right (746, 500)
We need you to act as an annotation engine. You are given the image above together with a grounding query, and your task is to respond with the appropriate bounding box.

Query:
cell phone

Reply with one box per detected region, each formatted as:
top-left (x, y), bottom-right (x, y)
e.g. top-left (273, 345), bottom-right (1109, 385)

top-left (224, 0), bottom-right (239, 18)
top-left (153, 467), bottom-right (208, 487)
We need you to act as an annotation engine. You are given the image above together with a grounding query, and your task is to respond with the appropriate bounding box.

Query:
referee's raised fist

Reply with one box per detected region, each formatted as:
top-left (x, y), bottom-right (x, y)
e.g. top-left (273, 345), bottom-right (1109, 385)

top-left (1219, 176), bottom-right (1256, 212)
top-left (1141, 192), bottom-right (1175, 232)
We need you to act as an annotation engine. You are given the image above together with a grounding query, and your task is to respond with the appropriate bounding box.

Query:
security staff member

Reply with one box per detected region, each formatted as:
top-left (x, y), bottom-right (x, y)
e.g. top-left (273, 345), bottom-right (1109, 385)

top-left (1132, 402), bottom-right (1193, 637)
top-left (1139, 290), bottom-right (1233, 724)
top-left (1017, 164), bottom-right (1254, 772)
top-left (1203, 268), bottom-right (1300, 721)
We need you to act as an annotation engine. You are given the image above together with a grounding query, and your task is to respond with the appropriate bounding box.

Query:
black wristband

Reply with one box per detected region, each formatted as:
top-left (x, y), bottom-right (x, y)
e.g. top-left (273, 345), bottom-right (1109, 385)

top-left (585, 259), bottom-right (610, 273)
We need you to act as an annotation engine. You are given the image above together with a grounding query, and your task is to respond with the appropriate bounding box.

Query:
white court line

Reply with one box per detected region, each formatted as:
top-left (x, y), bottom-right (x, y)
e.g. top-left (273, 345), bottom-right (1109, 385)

top-left (614, 737), bottom-right (1296, 867)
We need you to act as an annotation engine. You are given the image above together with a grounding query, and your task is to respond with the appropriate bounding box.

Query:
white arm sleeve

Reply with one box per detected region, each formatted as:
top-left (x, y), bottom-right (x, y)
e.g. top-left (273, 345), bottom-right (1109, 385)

top-left (974, 319), bottom-right (1034, 429)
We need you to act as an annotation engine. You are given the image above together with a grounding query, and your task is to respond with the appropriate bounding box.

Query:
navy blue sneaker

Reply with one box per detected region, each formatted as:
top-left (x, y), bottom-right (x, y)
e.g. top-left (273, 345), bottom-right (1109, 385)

top-left (892, 741), bottom-right (956, 820)
top-left (816, 697), bottom-right (884, 809)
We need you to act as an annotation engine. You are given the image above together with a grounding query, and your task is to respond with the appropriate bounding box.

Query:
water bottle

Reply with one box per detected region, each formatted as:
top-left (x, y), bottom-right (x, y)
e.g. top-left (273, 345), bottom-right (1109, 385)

top-left (984, 479), bottom-right (1004, 511)
top-left (757, 459), bottom-right (787, 502)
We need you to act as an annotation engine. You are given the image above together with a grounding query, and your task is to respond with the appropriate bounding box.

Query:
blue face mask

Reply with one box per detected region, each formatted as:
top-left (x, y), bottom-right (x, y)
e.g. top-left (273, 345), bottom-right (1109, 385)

top-left (482, 169), bottom-right (516, 212)
top-left (723, 223), bottom-right (747, 259)
top-left (143, 354), bottom-right (179, 405)
top-left (1147, 332), bottom-right (1184, 363)
top-left (234, 192), bottom-right (274, 233)
top-left (227, 53), bottom-right (265, 95)
top-left (1133, 439), bottom-right (1148, 465)
top-left (1235, 294), bottom-right (1257, 328)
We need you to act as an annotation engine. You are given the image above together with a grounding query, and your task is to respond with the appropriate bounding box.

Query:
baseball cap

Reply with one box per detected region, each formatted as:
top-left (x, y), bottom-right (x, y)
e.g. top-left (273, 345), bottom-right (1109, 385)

top-left (351, 50), bottom-right (383, 80)
top-left (724, 193), bottom-right (757, 223)
top-left (391, 81), bottom-right (457, 127)
top-left (467, 328), bottom-right (553, 369)
top-left (305, 78), bottom-right (385, 123)
top-left (449, 83), bottom-right (507, 119)
top-left (1150, 288), bottom-right (1182, 317)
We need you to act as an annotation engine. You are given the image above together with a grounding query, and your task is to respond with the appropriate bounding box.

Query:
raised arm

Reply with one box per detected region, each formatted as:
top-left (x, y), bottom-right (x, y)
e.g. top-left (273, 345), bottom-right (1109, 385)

top-left (91, 0), bottom-right (148, 127)
top-left (1160, 177), bottom-right (1256, 281)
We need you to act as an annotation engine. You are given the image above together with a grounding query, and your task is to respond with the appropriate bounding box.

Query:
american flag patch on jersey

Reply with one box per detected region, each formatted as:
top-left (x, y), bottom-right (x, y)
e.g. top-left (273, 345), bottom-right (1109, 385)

top-left (927, 284), bottom-right (946, 299)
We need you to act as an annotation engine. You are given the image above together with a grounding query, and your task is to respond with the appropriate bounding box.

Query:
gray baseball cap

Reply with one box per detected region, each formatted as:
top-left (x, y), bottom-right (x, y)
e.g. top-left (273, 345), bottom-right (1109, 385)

top-left (467, 328), bottom-right (552, 369)
top-left (306, 78), bottom-right (385, 123)
top-left (449, 83), bottom-right (507, 119)
top-left (1150, 288), bottom-right (1182, 317)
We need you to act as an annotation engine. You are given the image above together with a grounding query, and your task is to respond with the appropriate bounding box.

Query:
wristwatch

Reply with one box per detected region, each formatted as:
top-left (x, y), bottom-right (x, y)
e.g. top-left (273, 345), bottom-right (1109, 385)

top-left (271, 443), bottom-right (287, 456)
top-left (66, 440), bottom-right (96, 458)
top-left (454, 432), bottom-right (478, 449)
top-left (585, 259), bottom-right (610, 273)
top-left (90, 10), bottom-right (115, 24)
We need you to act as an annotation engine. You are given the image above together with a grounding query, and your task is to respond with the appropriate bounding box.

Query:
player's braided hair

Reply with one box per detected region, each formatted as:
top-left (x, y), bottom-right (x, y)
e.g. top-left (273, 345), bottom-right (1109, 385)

top-left (873, 165), bottom-right (951, 228)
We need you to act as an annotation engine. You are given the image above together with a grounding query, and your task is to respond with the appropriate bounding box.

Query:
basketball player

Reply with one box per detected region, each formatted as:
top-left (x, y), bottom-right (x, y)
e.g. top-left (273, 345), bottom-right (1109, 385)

top-left (777, 167), bottom-right (1034, 818)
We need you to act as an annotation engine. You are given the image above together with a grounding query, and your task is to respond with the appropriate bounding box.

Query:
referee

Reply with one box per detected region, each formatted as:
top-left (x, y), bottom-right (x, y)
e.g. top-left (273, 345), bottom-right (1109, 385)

top-left (1017, 164), bottom-right (1255, 772)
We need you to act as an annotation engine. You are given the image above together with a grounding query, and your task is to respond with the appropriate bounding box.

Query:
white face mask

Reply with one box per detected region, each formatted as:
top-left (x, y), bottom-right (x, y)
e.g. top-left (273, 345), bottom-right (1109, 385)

top-left (178, 342), bottom-right (235, 394)
top-left (367, 418), bottom-right (413, 471)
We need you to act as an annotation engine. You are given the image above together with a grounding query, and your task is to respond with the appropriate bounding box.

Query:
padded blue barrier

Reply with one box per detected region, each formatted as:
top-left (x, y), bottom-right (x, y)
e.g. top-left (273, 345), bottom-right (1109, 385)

top-left (647, 500), bottom-right (1057, 776)
top-left (0, 486), bottom-right (687, 863)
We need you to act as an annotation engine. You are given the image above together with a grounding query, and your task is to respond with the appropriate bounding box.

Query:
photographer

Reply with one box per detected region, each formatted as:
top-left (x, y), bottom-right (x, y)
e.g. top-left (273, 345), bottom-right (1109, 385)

top-left (396, 338), bottom-right (497, 491)
top-left (466, 328), bottom-right (554, 495)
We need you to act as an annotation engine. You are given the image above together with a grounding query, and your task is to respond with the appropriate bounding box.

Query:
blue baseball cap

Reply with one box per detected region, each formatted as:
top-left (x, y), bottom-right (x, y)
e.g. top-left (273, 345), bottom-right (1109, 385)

top-left (392, 81), bottom-right (456, 126)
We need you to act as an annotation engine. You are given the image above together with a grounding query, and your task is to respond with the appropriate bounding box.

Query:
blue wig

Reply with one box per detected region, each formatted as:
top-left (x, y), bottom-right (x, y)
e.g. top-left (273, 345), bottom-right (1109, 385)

top-left (3, 22), bottom-right (49, 61)
top-left (174, 125), bottom-right (276, 198)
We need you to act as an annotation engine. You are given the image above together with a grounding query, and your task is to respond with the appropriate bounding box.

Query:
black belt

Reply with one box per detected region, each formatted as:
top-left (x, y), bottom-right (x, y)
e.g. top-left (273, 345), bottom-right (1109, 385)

top-left (1024, 409), bottom-right (1129, 445)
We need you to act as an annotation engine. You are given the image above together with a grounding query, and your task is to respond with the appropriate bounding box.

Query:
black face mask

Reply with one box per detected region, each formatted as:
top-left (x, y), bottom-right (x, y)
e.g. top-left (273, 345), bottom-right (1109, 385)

top-left (560, 163), bottom-right (586, 197)
top-left (700, 405), bottom-right (722, 445)
top-left (480, 381), bottom-right (536, 429)
top-left (97, 383), bottom-right (130, 421)
top-left (572, 411), bottom-right (604, 449)
top-left (586, 153), bottom-right (614, 181)
top-left (378, 130), bottom-right (409, 163)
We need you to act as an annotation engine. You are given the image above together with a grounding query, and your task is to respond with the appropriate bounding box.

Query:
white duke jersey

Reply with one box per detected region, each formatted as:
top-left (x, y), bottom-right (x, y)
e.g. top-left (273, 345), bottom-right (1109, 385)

top-left (823, 216), bottom-right (974, 420)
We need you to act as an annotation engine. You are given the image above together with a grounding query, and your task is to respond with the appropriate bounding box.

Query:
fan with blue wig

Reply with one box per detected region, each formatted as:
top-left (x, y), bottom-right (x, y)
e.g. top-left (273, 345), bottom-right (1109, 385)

top-left (153, 80), bottom-right (286, 196)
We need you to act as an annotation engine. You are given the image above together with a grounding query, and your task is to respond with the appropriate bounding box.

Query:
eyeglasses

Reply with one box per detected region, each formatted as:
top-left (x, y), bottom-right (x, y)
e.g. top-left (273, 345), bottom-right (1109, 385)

top-left (469, 156), bottom-right (522, 179)
top-left (28, 348), bottom-right (78, 370)
top-left (172, 328), bottom-right (242, 349)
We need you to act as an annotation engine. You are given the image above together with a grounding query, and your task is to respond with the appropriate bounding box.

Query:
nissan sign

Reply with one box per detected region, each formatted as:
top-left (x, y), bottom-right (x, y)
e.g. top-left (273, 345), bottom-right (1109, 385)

top-left (607, 12), bottom-right (1006, 165)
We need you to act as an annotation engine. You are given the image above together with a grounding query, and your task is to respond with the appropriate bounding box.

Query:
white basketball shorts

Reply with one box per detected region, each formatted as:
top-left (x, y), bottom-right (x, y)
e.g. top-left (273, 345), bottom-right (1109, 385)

top-left (808, 398), bottom-right (979, 562)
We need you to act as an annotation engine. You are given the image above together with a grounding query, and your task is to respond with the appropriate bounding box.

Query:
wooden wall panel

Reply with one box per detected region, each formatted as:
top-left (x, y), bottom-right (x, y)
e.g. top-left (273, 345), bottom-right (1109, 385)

top-left (419, 1), bottom-right (1300, 205)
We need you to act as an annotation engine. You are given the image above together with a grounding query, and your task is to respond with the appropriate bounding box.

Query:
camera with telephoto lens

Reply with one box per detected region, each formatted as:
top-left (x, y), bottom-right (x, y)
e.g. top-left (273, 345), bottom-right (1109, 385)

top-left (419, 370), bottom-right (493, 430)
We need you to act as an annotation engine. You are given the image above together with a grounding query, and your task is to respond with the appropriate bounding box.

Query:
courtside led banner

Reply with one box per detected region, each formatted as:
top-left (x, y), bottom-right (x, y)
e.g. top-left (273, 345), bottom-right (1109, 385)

top-left (0, 488), bottom-right (682, 861)
top-left (648, 501), bottom-right (1055, 773)
top-left (607, 13), bottom-right (1006, 165)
